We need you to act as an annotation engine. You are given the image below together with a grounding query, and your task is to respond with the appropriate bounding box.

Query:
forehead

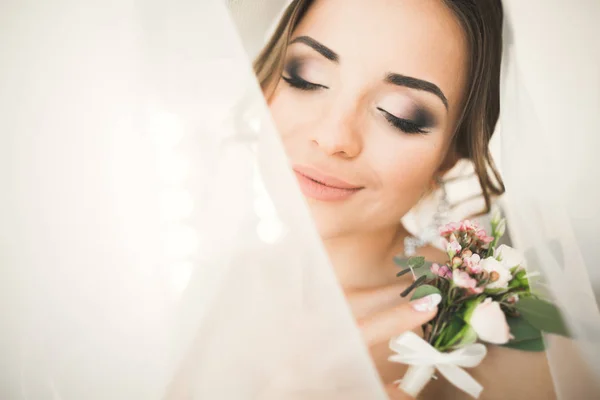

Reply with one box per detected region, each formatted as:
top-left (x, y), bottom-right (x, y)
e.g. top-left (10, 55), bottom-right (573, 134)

top-left (293, 0), bottom-right (468, 112)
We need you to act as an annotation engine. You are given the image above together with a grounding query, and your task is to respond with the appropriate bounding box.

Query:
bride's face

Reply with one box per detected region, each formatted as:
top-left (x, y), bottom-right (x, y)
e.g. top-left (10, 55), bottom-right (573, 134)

top-left (268, 0), bottom-right (468, 238)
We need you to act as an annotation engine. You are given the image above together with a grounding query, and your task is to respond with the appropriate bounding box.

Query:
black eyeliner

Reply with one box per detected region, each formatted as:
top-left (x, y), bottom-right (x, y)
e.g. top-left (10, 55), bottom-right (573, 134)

top-left (377, 107), bottom-right (430, 134)
top-left (282, 58), bottom-right (328, 90)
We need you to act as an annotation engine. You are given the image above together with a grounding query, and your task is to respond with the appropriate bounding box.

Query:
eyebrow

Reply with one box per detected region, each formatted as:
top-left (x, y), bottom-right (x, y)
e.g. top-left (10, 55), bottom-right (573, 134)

top-left (289, 36), bottom-right (448, 110)
top-left (289, 36), bottom-right (339, 63)
top-left (385, 73), bottom-right (449, 110)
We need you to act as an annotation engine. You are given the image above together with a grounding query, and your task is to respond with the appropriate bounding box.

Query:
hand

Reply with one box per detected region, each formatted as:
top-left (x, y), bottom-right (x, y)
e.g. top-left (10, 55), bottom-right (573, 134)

top-left (345, 283), bottom-right (441, 399)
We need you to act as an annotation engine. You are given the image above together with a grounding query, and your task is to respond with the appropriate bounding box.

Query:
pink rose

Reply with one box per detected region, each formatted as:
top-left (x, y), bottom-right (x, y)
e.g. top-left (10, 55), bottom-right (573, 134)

top-left (469, 298), bottom-right (513, 344)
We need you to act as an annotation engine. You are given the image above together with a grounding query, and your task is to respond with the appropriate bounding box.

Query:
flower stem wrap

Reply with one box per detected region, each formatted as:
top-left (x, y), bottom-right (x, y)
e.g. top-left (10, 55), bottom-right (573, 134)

top-left (388, 332), bottom-right (488, 398)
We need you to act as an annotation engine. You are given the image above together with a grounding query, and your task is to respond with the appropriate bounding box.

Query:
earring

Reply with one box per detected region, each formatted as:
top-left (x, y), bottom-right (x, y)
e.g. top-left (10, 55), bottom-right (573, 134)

top-left (403, 177), bottom-right (450, 257)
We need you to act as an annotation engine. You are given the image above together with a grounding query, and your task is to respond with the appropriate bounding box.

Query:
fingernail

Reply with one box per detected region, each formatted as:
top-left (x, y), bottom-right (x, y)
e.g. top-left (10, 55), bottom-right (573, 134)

top-left (410, 294), bottom-right (442, 312)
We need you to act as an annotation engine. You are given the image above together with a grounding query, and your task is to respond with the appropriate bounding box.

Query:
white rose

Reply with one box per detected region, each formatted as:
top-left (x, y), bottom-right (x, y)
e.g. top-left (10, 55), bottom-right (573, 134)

top-left (469, 298), bottom-right (512, 344)
top-left (496, 244), bottom-right (526, 269)
top-left (480, 257), bottom-right (512, 289)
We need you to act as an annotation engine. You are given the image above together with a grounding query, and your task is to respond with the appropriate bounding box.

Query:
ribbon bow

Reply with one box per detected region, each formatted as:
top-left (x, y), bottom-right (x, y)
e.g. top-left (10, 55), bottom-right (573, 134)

top-left (388, 331), bottom-right (487, 399)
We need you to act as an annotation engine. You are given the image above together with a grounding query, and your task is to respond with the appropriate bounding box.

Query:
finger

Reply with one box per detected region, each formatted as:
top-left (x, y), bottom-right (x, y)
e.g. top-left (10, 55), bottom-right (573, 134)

top-left (384, 383), bottom-right (414, 400)
top-left (359, 293), bottom-right (441, 346)
top-left (345, 282), bottom-right (411, 319)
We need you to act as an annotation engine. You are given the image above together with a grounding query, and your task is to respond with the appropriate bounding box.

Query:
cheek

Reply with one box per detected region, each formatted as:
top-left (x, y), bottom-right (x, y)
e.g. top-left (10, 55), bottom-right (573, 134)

top-left (370, 137), bottom-right (446, 211)
top-left (267, 87), bottom-right (298, 144)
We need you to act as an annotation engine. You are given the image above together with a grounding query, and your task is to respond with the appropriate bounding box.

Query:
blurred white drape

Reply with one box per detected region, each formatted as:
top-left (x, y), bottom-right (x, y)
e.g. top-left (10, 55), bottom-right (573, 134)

top-left (498, 1), bottom-right (600, 397)
top-left (0, 0), bottom-right (385, 398)
top-left (1, 0), bottom-right (599, 399)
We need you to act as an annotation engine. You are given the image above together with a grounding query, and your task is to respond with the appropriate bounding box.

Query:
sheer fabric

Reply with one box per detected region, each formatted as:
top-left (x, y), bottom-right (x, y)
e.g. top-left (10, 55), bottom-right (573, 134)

top-left (0, 0), bottom-right (384, 398)
top-left (1, 0), bottom-right (599, 399)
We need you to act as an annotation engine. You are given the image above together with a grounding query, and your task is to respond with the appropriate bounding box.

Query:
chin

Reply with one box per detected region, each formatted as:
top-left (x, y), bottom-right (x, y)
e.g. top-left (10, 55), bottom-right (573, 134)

top-left (305, 200), bottom-right (354, 239)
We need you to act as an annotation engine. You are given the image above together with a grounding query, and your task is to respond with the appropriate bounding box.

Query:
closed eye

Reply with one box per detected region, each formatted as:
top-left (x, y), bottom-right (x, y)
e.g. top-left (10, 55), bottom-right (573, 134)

top-left (377, 107), bottom-right (428, 134)
top-left (282, 74), bottom-right (328, 91)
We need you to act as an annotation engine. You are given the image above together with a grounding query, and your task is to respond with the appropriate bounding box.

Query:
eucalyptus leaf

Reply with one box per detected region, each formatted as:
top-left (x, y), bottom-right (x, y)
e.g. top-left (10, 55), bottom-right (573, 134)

top-left (506, 316), bottom-right (542, 342)
top-left (410, 284), bottom-right (441, 301)
top-left (515, 297), bottom-right (570, 337)
top-left (400, 275), bottom-right (427, 297)
top-left (393, 256), bottom-right (409, 267)
top-left (414, 263), bottom-right (435, 280)
top-left (502, 337), bottom-right (546, 352)
top-left (408, 256), bottom-right (426, 269)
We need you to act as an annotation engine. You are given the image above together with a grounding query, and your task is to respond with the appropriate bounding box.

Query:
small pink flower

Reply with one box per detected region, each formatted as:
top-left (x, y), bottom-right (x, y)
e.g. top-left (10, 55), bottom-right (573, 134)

top-left (452, 269), bottom-right (479, 290)
top-left (463, 253), bottom-right (482, 274)
top-left (439, 222), bottom-right (460, 236)
top-left (446, 240), bottom-right (462, 258)
top-left (431, 263), bottom-right (452, 279)
top-left (460, 220), bottom-right (481, 232)
top-left (440, 265), bottom-right (452, 279)
top-left (475, 229), bottom-right (494, 243)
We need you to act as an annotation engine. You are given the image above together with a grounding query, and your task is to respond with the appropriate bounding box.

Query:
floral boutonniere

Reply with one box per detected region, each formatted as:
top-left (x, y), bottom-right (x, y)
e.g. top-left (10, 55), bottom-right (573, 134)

top-left (389, 211), bottom-right (569, 398)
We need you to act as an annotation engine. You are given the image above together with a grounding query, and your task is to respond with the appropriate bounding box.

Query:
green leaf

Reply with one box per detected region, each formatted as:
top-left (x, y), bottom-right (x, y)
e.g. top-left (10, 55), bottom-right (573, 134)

top-left (509, 266), bottom-right (521, 275)
top-left (484, 288), bottom-right (508, 295)
top-left (409, 256), bottom-right (426, 269)
top-left (502, 337), bottom-right (546, 352)
top-left (508, 279), bottom-right (522, 289)
top-left (410, 284), bottom-right (441, 301)
top-left (396, 268), bottom-right (413, 277)
top-left (414, 264), bottom-right (435, 280)
top-left (515, 270), bottom-right (527, 280)
top-left (400, 275), bottom-right (427, 297)
top-left (435, 317), bottom-right (465, 349)
top-left (515, 297), bottom-right (570, 337)
top-left (395, 256), bottom-right (434, 279)
top-left (455, 325), bottom-right (478, 347)
top-left (393, 256), bottom-right (409, 267)
top-left (506, 316), bottom-right (542, 342)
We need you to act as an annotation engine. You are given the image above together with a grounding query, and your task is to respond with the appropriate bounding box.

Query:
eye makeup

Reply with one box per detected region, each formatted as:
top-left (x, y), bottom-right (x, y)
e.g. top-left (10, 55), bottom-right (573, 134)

top-left (376, 96), bottom-right (437, 135)
top-left (281, 57), bottom-right (329, 91)
top-left (377, 107), bottom-right (433, 134)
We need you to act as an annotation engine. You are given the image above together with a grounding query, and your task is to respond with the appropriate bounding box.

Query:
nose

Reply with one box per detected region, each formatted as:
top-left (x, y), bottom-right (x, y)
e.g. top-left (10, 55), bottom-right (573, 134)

top-left (310, 105), bottom-right (363, 159)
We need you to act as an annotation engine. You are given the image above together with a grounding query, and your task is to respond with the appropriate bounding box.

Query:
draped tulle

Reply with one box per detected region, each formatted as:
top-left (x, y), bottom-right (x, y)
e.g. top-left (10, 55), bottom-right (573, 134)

top-left (0, 0), bottom-right (385, 398)
top-left (1, 0), bottom-right (599, 398)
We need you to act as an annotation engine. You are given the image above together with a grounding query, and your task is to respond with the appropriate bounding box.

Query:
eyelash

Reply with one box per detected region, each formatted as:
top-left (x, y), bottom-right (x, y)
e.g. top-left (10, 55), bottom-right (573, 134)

top-left (281, 74), bottom-right (327, 91)
top-left (377, 107), bottom-right (427, 135)
top-left (281, 69), bottom-right (427, 135)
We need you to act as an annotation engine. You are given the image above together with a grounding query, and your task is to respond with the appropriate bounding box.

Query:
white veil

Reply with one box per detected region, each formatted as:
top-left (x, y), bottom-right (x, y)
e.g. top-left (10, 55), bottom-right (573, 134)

top-left (0, 0), bottom-right (599, 399)
top-left (0, 0), bottom-right (384, 398)
top-left (498, 1), bottom-right (600, 396)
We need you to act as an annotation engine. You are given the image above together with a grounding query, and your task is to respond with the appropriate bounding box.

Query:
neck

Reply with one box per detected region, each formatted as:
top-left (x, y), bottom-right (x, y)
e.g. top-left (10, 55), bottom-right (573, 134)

top-left (323, 223), bottom-right (410, 290)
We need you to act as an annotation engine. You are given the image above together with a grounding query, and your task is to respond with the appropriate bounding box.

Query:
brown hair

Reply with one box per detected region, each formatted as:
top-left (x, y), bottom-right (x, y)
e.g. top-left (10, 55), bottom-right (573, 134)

top-left (254, 0), bottom-right (505, 214)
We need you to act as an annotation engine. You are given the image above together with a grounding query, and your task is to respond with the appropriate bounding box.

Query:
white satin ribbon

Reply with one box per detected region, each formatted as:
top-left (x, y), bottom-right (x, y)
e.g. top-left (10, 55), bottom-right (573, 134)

top-left (388, 331), bottom-right (488, 399)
